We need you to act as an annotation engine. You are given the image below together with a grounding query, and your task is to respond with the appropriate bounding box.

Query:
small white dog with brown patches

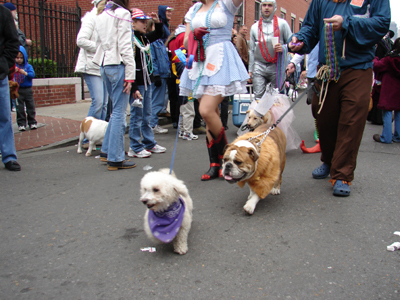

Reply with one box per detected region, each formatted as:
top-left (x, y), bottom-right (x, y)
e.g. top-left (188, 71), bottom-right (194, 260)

top-left (77, 117), bottom-right (108, 156)
top-left (140, 168), bottom-right (193, 255)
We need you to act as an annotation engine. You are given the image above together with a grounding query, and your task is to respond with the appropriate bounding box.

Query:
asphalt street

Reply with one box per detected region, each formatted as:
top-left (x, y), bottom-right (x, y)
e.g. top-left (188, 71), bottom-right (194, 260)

top-left (1, 98), bottom-right (399, 300)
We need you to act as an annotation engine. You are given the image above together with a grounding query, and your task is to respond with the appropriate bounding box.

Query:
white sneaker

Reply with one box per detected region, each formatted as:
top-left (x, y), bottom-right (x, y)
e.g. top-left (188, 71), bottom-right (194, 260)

top-left (128, 148), bottom-right (151, 158)
top-left (30, 124), bottom-right (38, 130)
top-left (148, 144), bottom-right (166, 153)
top-left (18, 126), bottom-right (26, 131)
top-left (178, 131), bottom-right (184, 139)
top-left (152, 125), bottom-right (168, 134)
top-left (183, 132), bottom-right (198, 140)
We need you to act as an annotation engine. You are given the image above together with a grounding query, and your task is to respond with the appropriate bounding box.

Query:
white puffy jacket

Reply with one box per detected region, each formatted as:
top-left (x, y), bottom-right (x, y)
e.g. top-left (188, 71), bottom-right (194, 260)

top-left (75, 7), bottom-right (100, 76)
top-left (92, 6), bottom-right (136, 81)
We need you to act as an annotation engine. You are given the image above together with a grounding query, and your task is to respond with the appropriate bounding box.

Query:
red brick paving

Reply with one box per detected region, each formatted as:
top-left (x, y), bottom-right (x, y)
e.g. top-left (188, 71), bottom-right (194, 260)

top-left (13, 115), bottom-right (81, 151)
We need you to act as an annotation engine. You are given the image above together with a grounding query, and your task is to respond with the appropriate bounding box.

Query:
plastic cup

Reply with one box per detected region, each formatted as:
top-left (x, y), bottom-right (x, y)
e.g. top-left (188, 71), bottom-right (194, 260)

top-left (271, 37), bottom-right (279, 48)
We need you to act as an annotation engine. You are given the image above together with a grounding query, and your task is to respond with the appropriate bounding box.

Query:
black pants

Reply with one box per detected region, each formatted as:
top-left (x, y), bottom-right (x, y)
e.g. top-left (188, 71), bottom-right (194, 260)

top-left (16, 87), bottom-right (37, 127)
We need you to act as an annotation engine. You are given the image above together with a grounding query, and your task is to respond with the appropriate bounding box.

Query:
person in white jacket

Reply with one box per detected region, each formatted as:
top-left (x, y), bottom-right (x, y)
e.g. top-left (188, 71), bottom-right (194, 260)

top-left (92, 0), bottom-right (139, 171)
top-left (75, 0), bottom-right (108, 121)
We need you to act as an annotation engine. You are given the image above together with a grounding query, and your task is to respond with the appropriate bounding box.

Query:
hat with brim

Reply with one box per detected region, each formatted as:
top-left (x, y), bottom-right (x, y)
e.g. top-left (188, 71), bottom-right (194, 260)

top-left (166, 7), bottom-right (174, 11)
top-left (131, 8), bottom-right (151, 20)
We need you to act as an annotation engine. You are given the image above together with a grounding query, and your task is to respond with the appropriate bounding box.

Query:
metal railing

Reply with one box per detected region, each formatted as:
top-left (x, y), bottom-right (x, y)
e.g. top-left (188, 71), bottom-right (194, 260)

top-left (3, 0), bottom-right (81, 78)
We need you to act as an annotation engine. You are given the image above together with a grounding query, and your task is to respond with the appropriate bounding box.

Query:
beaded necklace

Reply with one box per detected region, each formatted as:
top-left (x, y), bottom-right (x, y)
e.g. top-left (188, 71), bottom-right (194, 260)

top-left (324, 22), bottom-right (340, 83)
top-left (258, 15), bottom-right (280, 64)
top-left (315, 23), bottom-right (341, 114)
top-left (276, 45), bottom-right (288, 92)
top-left (133, 28), bottom-right (153, 90)
top-left (189, 0), bottom-right (219, 99)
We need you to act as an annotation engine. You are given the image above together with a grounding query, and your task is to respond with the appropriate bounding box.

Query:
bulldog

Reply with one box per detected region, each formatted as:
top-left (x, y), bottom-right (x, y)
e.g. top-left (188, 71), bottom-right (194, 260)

top-left (222, 124), bottom-right (286, 215)
top-left (77, 117), bottom-right (108, 156)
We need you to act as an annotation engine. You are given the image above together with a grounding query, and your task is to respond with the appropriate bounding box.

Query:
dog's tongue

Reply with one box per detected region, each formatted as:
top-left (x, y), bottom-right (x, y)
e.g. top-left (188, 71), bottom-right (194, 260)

top-left (224, 175), bottom-right (233, 181)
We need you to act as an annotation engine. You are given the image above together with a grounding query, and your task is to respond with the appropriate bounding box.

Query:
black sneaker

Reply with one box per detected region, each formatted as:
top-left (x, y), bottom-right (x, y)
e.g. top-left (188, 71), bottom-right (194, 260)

top-left (5, 161), bottom-right (21, 171)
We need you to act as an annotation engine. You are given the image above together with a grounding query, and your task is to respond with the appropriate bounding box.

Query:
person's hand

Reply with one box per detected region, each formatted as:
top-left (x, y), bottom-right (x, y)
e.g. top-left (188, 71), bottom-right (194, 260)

top-left (324, 15), bottom-right (343, 31)
top-left (26, 39), bottom-right (32, 46)
top-left (133, 90), bottom-right (142, 100)
top-left (248, 72), bottom-right (252, 83)
top-left (123, 81), bottom-right (132, 94)
top-left (274, 43), bottom-right (283, 53)
top-left (288, 36), bottom-right (304, 52)
top-left (149, 12), bottom-right (159, 23)
top-left (300, 70), bottom-right (307, 79)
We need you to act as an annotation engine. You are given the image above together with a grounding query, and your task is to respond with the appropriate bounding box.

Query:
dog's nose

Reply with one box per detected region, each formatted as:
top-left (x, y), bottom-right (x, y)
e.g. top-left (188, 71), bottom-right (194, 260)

top-left (225, 163), bottom-right (232, 171)
top-left (141, 199), bottom-right (148, 205)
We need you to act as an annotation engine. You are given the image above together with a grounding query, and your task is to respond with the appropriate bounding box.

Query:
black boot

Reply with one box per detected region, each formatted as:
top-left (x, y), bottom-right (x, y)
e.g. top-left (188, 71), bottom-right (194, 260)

top-left (213, 127), bottom-right (228, 178)
top-left (201, 127), bottom-right (228, 181)
top-left (201, 137), bottom-right (220, 181)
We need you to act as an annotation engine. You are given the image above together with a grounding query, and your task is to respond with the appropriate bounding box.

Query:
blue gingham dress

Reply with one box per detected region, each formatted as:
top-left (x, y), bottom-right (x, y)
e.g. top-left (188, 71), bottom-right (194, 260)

top-left (179, 0), bottom-right (249, 99)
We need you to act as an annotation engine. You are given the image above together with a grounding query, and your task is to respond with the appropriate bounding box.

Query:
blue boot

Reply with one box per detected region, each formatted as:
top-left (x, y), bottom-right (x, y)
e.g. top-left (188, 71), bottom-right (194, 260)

top-left (312, 163), bottom-right (330, 179)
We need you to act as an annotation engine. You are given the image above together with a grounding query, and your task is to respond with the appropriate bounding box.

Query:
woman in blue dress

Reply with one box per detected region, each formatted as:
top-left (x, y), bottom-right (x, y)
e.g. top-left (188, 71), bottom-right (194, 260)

top-left (180, 0), bottom-right (249, 181)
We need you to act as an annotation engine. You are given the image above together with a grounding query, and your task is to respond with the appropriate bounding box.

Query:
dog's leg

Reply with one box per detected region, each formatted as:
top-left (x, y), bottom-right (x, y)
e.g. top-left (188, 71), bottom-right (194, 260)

top-left (243, 188), bottom-right (261, 215)
top-left (271, 181), bottom-right (281, 195)
top-left (173, 222), bottom-right (191, 255)
top-left (77, 132), bottom-right (84, 154)
top-left (85, 140), bottom-right (95, 156)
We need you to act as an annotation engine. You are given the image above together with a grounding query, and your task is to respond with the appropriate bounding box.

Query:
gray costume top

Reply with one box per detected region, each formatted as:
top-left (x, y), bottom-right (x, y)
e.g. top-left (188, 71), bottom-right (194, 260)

top-left (248, 16), bottom-right (292, 72)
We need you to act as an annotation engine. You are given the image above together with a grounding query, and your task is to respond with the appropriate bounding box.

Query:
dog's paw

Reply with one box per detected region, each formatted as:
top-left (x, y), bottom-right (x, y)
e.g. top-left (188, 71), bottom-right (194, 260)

top-left (85, 152), bottom-right (92, 157)
top-left (77, 148), bottom-right (82, 154)
top-left (243, 203), bottom-right (256, 215)
top-left (271, 187), bottom-right (281, 195)
top-left (173, 244), bottom-right (188, 255)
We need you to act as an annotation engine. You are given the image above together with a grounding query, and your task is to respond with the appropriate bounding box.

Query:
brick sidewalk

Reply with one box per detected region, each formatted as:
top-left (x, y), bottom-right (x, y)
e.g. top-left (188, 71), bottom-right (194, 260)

top-left (13, 114), bottom-right (81, 152)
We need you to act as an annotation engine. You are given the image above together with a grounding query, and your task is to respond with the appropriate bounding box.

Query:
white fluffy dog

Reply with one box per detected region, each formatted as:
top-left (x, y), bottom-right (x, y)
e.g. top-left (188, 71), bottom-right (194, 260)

top-left (140, 169), bottom-right (193, 255)
top-left (77, 117), bottom-right (108, 156)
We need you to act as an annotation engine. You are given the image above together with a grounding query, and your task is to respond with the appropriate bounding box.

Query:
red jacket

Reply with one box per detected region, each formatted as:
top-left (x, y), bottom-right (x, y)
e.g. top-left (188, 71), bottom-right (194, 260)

top-left (373, 55), bottom-right (400, 111)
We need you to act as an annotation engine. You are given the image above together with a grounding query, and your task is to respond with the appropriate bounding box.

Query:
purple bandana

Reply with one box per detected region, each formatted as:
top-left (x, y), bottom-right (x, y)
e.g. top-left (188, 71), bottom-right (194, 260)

top-left (148, 198), bottom-right (185, 243)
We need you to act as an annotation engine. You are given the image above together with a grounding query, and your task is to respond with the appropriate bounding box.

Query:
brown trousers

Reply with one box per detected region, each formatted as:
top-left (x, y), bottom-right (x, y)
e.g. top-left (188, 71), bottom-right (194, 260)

top-left (312, 68), bottom-right (373, 182)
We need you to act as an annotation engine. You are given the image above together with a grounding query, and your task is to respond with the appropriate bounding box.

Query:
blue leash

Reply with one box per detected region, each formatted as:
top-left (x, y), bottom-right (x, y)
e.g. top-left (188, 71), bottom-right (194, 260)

top-left (169, 115), bottom-right (182, 175)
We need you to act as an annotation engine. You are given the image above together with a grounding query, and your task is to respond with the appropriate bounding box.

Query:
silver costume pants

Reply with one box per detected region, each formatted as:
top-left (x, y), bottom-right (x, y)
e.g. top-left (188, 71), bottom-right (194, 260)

top-left (252, 61), bottom-right (277, 100)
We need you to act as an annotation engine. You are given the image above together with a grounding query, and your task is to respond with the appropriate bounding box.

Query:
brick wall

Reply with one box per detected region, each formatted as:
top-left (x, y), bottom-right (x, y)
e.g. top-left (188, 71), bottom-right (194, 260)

top-left (33, 85), bottom-right (75, 107)
top-left (32, 78), bottom-right (82, 107)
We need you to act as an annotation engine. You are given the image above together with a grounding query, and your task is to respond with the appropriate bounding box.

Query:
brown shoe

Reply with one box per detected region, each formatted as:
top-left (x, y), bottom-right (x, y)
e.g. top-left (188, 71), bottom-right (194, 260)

top-left (100, 152), bottom-right (107, 162)
top-left (158, 112), bottom-right (171, 118)
top-left (107, 160), bottom-right (136, 171)
top-left (373, 134), bottom-right (382, 143)
top-left (193, 126), bottom-right (207, 135)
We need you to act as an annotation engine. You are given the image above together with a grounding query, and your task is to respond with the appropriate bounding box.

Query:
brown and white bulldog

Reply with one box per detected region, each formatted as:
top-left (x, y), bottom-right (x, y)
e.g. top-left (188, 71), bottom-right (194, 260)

top-left (222, 124), bottom-right (286, 215)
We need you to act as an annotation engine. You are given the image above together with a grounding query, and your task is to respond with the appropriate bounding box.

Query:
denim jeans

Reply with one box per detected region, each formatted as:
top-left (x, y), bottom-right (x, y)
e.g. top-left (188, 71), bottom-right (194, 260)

top-left (100, 64), bottom-right (129, 162)
top-left (0, 77), bottom-right (18, 164)
top-left (83, 73), bottom-right (108, 120)
top-left (150, 79), bottom-right (168, 128)
top-left (129, 85), bottom-right (156, 153)
top-left (380, 110), bottom-right (400, 143)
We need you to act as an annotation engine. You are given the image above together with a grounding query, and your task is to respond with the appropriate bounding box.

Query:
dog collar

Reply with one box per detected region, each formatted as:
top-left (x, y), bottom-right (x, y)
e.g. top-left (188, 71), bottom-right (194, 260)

top-left (148, 198), bottom-right (185, 243)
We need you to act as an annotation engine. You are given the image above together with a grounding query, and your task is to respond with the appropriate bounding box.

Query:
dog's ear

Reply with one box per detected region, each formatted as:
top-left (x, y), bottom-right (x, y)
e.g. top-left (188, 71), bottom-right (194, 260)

top-left (172, 178), bottom-right (189, 199)
top-left (248, 148), bottom-right (259, 162)
top-left (262, 111), bottom-right (273, 124)
top-left (223, 144), bottom-right (231, 154)
top-left (246, 110), bottom-right (250, 114)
